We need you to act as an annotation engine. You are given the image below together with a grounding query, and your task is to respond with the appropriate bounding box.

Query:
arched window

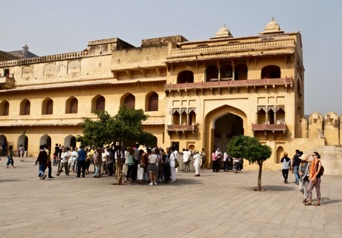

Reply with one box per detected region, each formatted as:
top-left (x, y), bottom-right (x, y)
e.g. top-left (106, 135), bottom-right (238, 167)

top-left (234, 64), bottom-right (248, 80)
top-left (70, 98), bottom-right (78, 114)
top-left (220, 64), bottom-right (233, 79)
top-left (91, 95), bottom-right (105, 113)
top-left (124, 94), bottom-right (135, 109)
top-left (181, 111), bottom-right (187, 125)
top-left (177, 71), bottom-right (194, 84)
top-left (96, 96), bottom-right (105, 112)
top-left (206, 65), bottom-right (218, 82)
top-left (257, 108), bottom-right (266, 124)
top-left (268, 109), bottom-right (275, 124)
top-left (189, 110), bottom-right (196, 125)
top-left (66, 97), bottom-right (78, 114)
top-left (42, 98), bottom-right (53, 115)
top-left (276, 108), bottom-right (285, 124)
top-left (261, 65), bottom-right (281, 78)
top-left (173, 111), bottom-right (180, 125)
top-left (20, 99), bottom-right (31, 115)
top-left (0, 100), bottom-right (9, 116)
top-left (146, 92), bottom-right (158, 111)
top-left (46, 100), bottom-right (53, 115)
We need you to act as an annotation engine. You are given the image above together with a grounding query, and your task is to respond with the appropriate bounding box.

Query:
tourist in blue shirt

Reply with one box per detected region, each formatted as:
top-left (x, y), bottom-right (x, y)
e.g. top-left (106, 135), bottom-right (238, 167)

top-left (77, 145), bottom-right (87, 178)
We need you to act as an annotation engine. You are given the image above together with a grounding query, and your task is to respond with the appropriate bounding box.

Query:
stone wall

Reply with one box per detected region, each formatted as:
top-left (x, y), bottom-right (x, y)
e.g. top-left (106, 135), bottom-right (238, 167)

top-left (304, 112), bottom-right (341, 146)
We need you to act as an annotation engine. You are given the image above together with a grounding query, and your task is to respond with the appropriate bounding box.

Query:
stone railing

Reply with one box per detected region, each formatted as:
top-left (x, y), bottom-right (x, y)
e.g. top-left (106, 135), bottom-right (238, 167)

top-left (252, 123), bottom-right (287, 131)
top-left (167, 124), bottom-right (198, 132)
top-left (0, 51), bottom-right (88, 67)
top-left (165, 77), bottom-right (293, 91)
top-left (169, 39), bottom-right (295, 56)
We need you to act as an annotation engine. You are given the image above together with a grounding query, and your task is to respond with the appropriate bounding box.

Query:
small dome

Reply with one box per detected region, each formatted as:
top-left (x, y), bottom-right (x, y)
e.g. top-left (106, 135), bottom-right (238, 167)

top-left (261, 17), bottom-right (284, 34)
top-left (214, 24), bottom-right (233, 38)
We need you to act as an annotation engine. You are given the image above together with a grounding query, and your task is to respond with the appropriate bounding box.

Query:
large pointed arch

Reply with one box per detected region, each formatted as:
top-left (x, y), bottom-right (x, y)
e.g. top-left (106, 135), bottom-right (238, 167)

top-left (204, 105), bottom-right (248, 168)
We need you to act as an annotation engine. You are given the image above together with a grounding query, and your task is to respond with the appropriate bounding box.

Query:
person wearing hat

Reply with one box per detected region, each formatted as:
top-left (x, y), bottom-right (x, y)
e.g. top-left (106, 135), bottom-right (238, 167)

top-left (280, 152), bottom-right (291, 184)
top-left (299, 154), bottom-right (311, 203)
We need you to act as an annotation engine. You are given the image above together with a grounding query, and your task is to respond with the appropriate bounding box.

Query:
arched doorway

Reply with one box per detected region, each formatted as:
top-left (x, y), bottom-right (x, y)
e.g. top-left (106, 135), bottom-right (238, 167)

top-left (18, 134), bottom-right (28, 155)
top-left (40, 134), bottom-right (51, 152)
top-left (204, 105), bottom-right (247, 168)
top-left (64, 135), bottom-right (76, 148)
top-left (213, 114), bottom-right (244, 152)
top-left (0, 134), bottom-right (7, 155)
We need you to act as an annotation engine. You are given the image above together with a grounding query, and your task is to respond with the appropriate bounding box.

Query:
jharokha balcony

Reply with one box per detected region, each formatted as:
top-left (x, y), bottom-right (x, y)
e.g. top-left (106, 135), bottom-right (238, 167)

top-left (0, 75), bottom-right (15, 89)
top-left (252, 123), bottom-right (287, 131)
top-left (167, 124), bottom-right (198, 139)
top-left (252, 123), bottom-right (287, 138)
top-left (164, 77), bottom-right (293, 94)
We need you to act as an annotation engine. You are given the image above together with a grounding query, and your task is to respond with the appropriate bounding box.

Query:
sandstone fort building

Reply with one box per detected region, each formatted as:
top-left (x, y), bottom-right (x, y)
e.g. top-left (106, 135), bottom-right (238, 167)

top-left (1, 19), bottom-right (341, 173)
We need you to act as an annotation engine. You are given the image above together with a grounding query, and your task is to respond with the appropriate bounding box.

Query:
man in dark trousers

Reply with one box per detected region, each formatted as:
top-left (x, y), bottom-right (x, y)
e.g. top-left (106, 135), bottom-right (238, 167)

top-left (77, 145), bottom-right (87, 178)
top-left (35, 145), bottom-right (48, 180)
top-left (292, 149), bottom-right (302, 185)
top-left (107, 145), bottom-right (114, 176)
top-left (44, 144), bottom-right (54, 178)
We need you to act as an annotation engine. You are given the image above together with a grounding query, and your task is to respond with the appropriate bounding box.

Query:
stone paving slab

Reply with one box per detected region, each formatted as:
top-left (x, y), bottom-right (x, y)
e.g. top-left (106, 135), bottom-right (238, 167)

top-left (0, 157), bottom-right (341, 238)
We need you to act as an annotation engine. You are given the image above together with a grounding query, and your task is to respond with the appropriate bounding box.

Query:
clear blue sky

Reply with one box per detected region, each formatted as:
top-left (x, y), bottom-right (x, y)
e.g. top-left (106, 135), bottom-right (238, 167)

top-left (1, 0), bottom-right (341, 115)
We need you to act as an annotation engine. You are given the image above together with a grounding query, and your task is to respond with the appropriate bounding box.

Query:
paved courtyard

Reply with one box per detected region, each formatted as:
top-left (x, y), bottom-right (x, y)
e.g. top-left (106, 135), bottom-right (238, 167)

top-left (0, 157), bottom-right (341, 238)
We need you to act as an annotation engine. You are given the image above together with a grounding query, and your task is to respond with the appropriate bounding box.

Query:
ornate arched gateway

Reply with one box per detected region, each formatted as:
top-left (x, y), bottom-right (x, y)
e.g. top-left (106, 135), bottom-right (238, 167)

top-left (204, 105), bottom-right (248, 168)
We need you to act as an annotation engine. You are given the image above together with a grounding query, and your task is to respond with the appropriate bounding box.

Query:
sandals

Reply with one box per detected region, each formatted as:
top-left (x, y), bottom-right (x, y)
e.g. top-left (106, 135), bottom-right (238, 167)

top-left (313, 202), bottom-right (320, 206)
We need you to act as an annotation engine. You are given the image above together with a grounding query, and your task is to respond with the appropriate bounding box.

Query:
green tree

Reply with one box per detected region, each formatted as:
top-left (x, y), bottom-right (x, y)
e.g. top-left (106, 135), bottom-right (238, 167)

top-left (76, 111), bottom-right (115, 147)
top-left (227, 135), bottom-right (272, 191)
top-left (111, 106), bottom-right (149, 143)
top-left (77, 106), bottom-right (153, 147)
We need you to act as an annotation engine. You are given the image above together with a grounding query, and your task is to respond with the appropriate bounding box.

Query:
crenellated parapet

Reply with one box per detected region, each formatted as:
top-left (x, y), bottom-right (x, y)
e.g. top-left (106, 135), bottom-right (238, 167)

top-left (306, 112), bottom-right (342, 145)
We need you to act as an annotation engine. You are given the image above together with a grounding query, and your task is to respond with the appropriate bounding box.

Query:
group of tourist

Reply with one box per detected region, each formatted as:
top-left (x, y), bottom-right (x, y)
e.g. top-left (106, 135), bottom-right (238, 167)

top-left (1, 142), bottom-right (323, 206)
top-left (281, 149), bottom-right (323, 206)
top-left (211, 148), bottom-right (243, 173)
top-left (33, 143), bottom-right (207, 185)
top-left (177, 148), bottom-right (206, 176)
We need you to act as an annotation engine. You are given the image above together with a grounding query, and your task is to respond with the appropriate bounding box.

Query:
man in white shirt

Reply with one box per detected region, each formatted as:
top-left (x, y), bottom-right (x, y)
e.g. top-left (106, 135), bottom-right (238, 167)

top-left (182, 149), bottom-right (190, 172)
top-left (215, 148), bottom-right (222, 172)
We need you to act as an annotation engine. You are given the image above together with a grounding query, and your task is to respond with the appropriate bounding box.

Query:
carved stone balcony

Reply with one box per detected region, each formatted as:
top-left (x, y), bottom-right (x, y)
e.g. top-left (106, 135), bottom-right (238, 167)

top-left (165, 77), bottom-right (293, 95)
top-left (0, 76), bottom-right (15, 89)
top-left (252, 123), bottom-right (287, 138)
top-left (167, 124), bottom-right (198, 139)
top-left (252, 123), bottom-right (286, 131)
